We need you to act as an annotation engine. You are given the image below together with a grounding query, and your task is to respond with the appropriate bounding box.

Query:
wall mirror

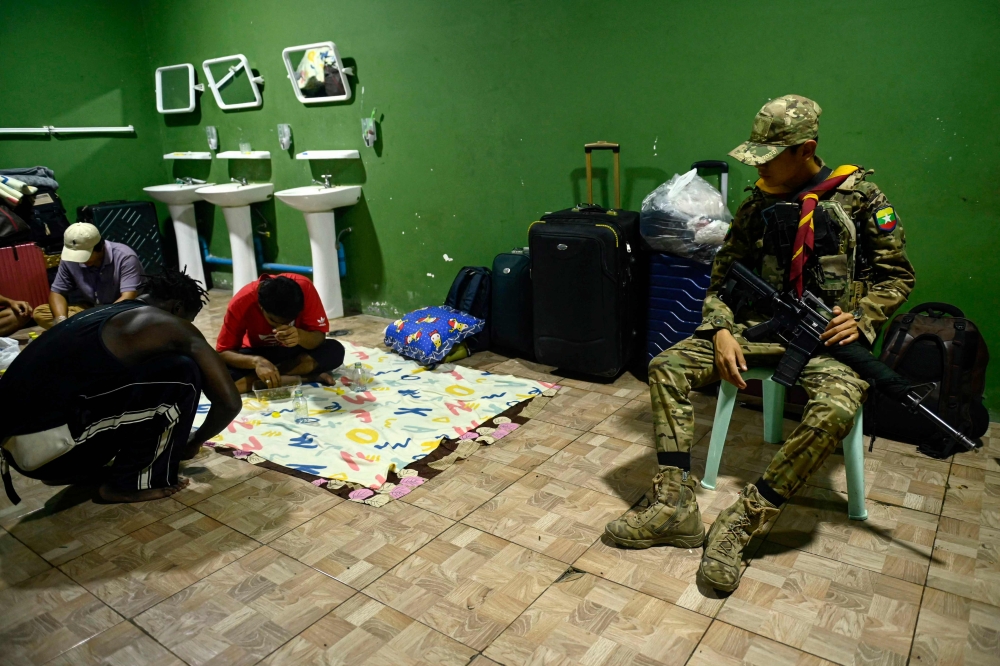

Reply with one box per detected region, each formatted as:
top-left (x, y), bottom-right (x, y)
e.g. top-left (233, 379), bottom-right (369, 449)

top-left (155, 63), bottom-right (202, 114)
top-left (202, 54), bottom-right (264, 110)
top-left (282, 42), bottom-right (353, 104)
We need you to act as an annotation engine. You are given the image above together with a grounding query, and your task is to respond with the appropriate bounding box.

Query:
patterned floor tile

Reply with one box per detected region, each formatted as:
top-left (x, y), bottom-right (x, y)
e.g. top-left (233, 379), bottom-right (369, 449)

top-left (941, 464), bottom-right (999, 526)
top-left (531, 387), bottom-right (632, 431)
top-left (261, 593), bottom-right (478, 665)
top-left (591, 398), bottom-right (657, 447)
top-left (468, 656), bottom-right (502, 665)
top-left (455, 349), bottom-right (510, 370)
top-left (553, 375), bottom-right (645, 400)
top-left (47, 622), bottom-right (183, 666)
top-left (866, 449), bottom-right (949, 514)
top-left (1, 492), bottom-right (184, 566)
top-left (364, 524), bottom-right (566, 650)
top-left (0, 569), bottom-right (122, 666)
top-left (927, 519), bottom-right (1000, 606)
top-left (473, 420), bottom-right (583, 472)
top-left (717, 543), bottom-right (923, 666)
top-left (533, 431), bottom-right (657, 504)
top-left (487, 358), bottom-right (562, 385)
top-left (173, 449), bottom-right (267, 506)
top-left (270, 500), bottom-right (453, 589)
top-left (950, 423), bottom-right (1000, 473)
top-left (483, 572), bottom-right (710, 665)
top-left (462, 472), bottom-right (631, 563)
top-left (0, 529), bottom-right (50, 590)
top-left (910, 587), bottom-right (1000, 666)
top-left (59, 508), bottom-right (259, 618)
top-left (766, 485), bottom-right (937, 585)
top-left (400, 456), bottom-right (526, 521)
top-left (0, 473), bottom-right (66, 528)
top-left (573, 533), bottom-right (727, 617)
top-left (135, 546), bottom-right (354, 666)
top-left (689, 620), bottom-right (838, 666)
top-left (192, 469), bottom-right (340, 543)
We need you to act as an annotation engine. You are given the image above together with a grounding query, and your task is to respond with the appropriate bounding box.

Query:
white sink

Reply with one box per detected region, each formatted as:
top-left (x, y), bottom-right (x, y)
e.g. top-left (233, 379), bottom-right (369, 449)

top-left (144, 183), bottom-right (217, 289)
top-left (144, 183), bottom-right (213, 205)
top-left (275, 185), bottom-right (361, 213)
top-left (273, 184), bottom-right (362, 320)
top-left (196, 182), bottom-right (274, 207)
top-left (195, 182), bottom-right (274, 294)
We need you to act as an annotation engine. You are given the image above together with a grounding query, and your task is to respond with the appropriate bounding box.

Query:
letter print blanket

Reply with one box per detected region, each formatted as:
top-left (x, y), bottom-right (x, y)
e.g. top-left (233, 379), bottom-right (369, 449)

top-left (193, 341), bottom-right (556, 505)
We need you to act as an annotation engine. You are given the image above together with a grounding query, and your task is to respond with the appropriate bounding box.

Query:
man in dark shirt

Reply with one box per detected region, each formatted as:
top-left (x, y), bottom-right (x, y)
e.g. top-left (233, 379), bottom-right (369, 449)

top-left (0, 268), bottom-right (242, 503)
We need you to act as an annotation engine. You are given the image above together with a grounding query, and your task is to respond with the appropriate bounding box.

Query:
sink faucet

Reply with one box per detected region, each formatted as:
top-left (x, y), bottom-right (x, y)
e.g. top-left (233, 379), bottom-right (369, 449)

top-left (175, 177), bottom-right (206, 185)
top-left (311, 174), bottom-right (332, 188)
top-left (230, 177), bottom-right (248, 186)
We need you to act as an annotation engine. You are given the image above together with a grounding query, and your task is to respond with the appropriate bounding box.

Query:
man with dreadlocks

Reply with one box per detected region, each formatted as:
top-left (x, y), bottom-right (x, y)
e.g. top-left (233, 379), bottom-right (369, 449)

top-left (0, 268), bottom-right (243, 503)
top-left (603, 95), bottom-right (916, 592)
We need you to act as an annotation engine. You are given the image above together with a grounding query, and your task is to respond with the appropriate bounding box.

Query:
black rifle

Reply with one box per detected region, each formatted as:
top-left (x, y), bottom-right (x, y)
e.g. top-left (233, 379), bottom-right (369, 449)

top-left (720, 261), bottom-right (978, 451)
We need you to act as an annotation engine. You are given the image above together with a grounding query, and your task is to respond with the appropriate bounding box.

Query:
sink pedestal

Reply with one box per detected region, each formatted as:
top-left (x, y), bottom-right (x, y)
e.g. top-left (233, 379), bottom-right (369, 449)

top-left (166, 204), bottom-right (206, 289)
top-left (303, 211), bottom-right (343, 320)
top-left (221, 206), bottom-right (259, 294)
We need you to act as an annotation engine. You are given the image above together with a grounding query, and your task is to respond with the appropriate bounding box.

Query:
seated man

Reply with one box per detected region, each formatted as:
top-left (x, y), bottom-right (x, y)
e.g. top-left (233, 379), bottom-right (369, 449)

top-left (217, 273), bottom-right (345, 393)
top-left (0, 294), bottom-right (32, 336)
top-left (604, 95), bottom-right (916, 592)
top-left (0, 268), bottom-right (242, 503)
top-left (33, 222), bottom-right (142, 329)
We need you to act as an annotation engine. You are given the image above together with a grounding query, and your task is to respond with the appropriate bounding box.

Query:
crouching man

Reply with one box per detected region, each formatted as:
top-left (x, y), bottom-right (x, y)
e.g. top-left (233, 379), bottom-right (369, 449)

top-left (217, 273), bottom-right (345, 393)
top-left (0, 268), bottom-right (242, 503)
top-left (604, 95), bottom-right (915, 592)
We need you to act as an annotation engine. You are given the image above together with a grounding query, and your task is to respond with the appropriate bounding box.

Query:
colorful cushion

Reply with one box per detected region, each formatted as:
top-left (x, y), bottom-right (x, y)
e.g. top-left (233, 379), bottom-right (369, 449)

top-left (384, 305), bottom-right (484, 365)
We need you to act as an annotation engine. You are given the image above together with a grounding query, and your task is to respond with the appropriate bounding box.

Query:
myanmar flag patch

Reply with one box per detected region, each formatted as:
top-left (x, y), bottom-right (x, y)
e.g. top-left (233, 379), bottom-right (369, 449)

top-left (875, 206), bottom-right (898, 233)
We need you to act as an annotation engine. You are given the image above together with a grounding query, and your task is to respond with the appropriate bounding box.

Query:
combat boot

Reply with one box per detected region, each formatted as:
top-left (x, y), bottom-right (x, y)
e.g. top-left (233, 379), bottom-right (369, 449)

top-left (699, 483), bottom-right (779, 592)
top-left (604, 467), bottom-right (705, 549)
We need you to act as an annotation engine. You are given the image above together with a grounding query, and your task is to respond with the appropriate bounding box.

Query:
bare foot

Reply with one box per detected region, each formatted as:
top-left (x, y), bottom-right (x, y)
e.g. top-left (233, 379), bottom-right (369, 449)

top-left (314, 372), bottom-right (336, 386)
top-left (99, 477), bottom-right (190, 503)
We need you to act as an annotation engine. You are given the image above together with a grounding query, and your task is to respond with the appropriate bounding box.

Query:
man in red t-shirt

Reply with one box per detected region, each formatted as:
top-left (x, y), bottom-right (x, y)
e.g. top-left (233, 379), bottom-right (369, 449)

top-left (216, 274), bottom-right (345, 393)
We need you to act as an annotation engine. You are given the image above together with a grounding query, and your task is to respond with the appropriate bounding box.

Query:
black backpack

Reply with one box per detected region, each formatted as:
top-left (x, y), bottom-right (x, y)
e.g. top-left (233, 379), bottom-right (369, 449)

top-left (0, 204), bottom-right (31, 248)
top-left (26, 187), bottom-right (70, 253)
top-left (445, 266), bottom-right (491, 352)
top-left (865, 302), bottom-right (990, 457)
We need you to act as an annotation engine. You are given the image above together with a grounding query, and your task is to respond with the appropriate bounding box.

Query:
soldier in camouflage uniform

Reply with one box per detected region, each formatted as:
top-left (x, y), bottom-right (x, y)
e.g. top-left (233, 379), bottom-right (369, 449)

top-left (605, 95), bottom-right (916, 592)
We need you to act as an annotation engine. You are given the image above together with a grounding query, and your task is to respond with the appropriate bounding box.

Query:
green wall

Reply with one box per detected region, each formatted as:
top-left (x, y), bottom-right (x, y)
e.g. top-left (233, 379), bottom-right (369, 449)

top-left (2, 1), bottom-right (998, 411)
top-left (0, 2), bottom-right (165, 222)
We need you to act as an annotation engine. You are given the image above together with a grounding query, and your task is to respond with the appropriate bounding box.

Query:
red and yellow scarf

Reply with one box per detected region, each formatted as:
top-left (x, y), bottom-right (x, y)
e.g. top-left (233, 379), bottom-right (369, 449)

top-left (757, 164), bottom-right (857, 296)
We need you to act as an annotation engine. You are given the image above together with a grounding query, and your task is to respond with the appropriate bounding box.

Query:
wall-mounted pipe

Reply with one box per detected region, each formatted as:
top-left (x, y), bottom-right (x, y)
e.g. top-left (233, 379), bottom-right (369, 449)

top-left (336, 227), bottom-right (352, 278)
top-left (199, 236), bottom-right (232, 268)
top-left (253, 235), bottom-right (313, 275)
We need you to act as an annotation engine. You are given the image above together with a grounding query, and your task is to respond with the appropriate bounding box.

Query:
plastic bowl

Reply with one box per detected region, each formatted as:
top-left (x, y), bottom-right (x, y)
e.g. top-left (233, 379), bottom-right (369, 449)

top-left (252, 377), bottom-right (301, 402)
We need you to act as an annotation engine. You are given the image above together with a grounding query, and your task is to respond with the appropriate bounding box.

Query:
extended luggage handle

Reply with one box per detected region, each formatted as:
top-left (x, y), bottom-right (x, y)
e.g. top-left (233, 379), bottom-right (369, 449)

top-left (691, 160), bottom-right (729, 207)
top-left (585, 141), bottom-right (620, 209)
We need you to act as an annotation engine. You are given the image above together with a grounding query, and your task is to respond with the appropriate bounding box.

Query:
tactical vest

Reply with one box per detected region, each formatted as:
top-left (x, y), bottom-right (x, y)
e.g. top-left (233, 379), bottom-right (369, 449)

top-left (757, 168), bottom-right (873, 314)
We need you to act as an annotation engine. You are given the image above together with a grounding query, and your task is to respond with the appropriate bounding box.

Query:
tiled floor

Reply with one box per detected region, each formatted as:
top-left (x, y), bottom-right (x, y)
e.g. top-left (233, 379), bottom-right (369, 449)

top-left (1, 290), bottom-right (998, 665)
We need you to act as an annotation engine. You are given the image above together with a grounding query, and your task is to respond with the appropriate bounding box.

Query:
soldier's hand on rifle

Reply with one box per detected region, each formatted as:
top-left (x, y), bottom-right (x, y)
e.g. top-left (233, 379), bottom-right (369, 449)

top-left (714, 329), bottom-right (748, 389)
top-left (821, 306), bottom-right (860, 346)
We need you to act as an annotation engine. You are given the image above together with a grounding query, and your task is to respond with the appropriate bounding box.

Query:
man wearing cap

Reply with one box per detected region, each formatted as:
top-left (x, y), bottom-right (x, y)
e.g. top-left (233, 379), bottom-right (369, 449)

top-left (33, 222), bottom-right (143, 329)
top-left (604, 95), bottom-right (915, 592)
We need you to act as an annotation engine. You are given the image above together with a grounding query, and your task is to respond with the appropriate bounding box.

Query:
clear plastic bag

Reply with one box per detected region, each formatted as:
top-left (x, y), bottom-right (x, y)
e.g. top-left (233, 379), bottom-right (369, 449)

top-left (0, 337), bottom-right (19, 371)
top-left (640, 169), bottom-right (733, 264)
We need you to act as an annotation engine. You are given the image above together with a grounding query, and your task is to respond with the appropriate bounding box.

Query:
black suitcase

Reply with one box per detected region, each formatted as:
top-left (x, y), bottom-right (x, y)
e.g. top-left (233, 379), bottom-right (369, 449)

top-left (530, 141), bottom-right (639, 377)
top-left (76, 200), bottom-right (165, 273)
top-left (491, 248), bottom-right (533, 356)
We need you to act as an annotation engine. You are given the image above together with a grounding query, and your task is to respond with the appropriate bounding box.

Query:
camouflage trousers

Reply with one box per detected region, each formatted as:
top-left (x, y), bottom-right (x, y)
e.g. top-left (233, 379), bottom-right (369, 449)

top-left (649, 333), bottom-right (868, 499)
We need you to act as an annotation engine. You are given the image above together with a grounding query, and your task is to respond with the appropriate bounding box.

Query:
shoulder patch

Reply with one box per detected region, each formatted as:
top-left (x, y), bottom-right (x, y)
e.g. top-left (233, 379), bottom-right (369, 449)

top-left (874, 205), bottom-right (898, 233)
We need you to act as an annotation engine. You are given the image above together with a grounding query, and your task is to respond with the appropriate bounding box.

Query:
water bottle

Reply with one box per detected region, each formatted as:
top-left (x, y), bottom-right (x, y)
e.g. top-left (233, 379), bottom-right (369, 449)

top-left (292, 387), bottom-right (309, 423)
top-left (352, 362), bottom-right (366, 392)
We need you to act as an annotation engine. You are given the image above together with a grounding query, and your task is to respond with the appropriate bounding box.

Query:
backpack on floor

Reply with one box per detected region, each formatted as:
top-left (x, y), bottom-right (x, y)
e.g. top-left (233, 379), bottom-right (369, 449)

top-left (444, 266), bottom-right (491, 352)
top-left (864, 302), bottom-right (990, 457)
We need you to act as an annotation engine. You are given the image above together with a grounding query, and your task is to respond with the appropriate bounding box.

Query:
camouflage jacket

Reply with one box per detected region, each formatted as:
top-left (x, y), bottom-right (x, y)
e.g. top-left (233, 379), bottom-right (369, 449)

top-left (695, 165), bottom-right (915, 345)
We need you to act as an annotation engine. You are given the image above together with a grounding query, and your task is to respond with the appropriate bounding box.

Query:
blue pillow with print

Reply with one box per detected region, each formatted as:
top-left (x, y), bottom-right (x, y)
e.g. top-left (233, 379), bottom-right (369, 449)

top-left (384, 305), bottom-right (484, 365)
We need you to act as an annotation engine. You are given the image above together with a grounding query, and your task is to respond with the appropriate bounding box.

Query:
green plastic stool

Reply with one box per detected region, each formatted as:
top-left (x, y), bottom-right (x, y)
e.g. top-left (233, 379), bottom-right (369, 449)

top-left (701, 367), bottom-right (868, 521)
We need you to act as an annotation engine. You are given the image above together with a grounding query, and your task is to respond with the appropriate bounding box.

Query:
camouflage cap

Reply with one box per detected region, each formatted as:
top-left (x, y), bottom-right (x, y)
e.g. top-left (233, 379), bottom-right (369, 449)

top-left (729, 95), bottom-right (822, 166)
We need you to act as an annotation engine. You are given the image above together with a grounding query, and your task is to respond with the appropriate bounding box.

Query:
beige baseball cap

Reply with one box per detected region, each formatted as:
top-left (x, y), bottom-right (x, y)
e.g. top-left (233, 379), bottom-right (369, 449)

top-left (61, 222), bottom-right (102, 262)
top-left (729, 94), bottom-right (822, 166)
